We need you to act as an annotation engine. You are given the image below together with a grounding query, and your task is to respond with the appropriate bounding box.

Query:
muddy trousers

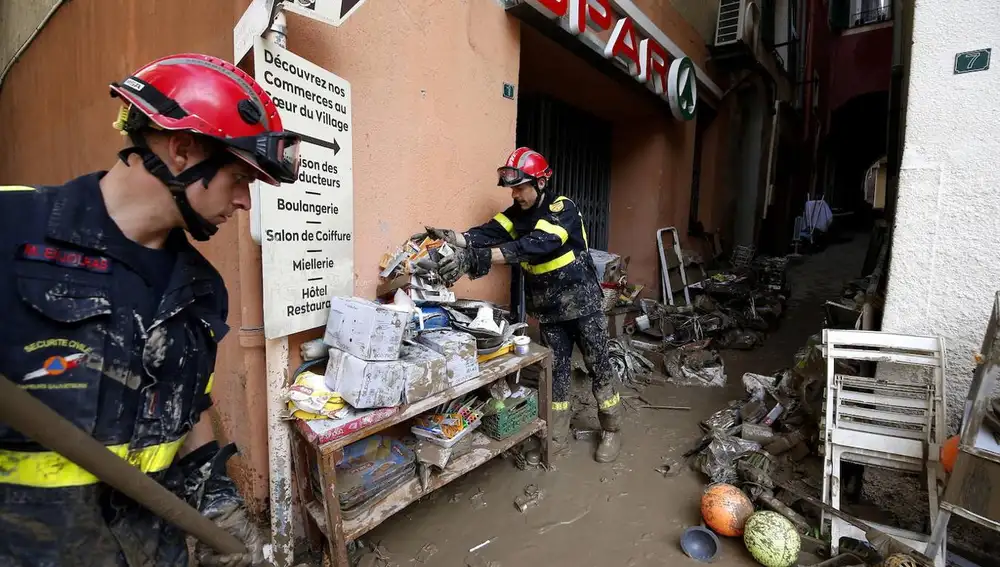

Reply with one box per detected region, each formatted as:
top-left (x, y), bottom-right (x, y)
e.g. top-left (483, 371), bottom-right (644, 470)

top-left (539, 312), bottom-right (621, 430)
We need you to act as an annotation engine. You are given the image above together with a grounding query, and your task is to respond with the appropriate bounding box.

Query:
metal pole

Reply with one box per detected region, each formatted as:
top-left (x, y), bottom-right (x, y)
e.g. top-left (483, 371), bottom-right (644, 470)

top-left (262, 9), bottom-right (295, 567)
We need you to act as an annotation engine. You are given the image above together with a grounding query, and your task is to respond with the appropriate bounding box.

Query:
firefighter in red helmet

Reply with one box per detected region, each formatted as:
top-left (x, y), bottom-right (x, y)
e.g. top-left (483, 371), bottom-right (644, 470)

top-left (0, 53), bottom-right (300, 566)
top-left (425, 147), bottom-right (623, 463)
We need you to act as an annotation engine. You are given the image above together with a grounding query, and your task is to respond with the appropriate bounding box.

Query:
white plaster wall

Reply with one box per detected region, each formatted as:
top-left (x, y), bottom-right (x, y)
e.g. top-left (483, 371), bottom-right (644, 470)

top-left (881, 0), bottom-right (1000, 430)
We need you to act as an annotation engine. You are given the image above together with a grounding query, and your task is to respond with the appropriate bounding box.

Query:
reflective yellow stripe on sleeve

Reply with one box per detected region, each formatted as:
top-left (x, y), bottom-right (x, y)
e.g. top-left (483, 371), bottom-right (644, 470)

top-left (520, 250), bottom-right (576, 275)
top-left (555, 197), bottom-right (588, 247)
top-left (0, 185), bottom-right (36, 192)
top-left (493, 213), bottom-right (517, 238)
top-left (0, 437), bottom-right (187, 488)
top-left (205, 372), bottom-right (215, 394)
top-left (534, 219), bottom-right (569, 244)
top-left (552, 401), bottom-right (570, 411)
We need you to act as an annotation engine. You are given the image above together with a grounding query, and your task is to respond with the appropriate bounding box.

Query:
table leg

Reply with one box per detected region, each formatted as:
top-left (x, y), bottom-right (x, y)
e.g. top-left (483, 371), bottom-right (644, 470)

top-left (291, 434), bottom-right (322, 552)
top-left (537, 354), bottom-right (554, 467)
top-left (318, 448), bottom-right (350, 567)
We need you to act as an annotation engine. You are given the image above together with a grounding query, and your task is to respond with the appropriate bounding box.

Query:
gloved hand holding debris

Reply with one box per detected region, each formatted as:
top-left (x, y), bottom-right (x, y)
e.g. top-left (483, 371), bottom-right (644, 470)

top-left (409, 226), bottom-right (466, 248)
top-left (438, 246), bottom-right (491, 285)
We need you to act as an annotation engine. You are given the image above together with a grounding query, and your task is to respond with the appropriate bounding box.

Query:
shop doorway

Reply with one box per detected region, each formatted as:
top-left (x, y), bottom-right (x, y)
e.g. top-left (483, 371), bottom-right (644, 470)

top-left (515, 93), bottom-right (613, 251)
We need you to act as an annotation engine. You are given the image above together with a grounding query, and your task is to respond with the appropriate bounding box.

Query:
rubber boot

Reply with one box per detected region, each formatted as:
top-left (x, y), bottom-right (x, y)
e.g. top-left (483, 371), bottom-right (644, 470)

top-left (549, 405), bottom-right (573, 456)
top-left (595, 388), bottom-right (623, 463)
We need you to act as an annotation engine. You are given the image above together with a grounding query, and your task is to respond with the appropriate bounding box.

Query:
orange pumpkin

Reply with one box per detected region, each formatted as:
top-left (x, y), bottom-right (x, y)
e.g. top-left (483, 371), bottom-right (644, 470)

top-left (701, 483), bottom-right (755, 537)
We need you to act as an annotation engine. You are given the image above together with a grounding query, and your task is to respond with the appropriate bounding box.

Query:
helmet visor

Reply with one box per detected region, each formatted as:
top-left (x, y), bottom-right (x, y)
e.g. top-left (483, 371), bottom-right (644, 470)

top-left (497, 166), bottom-right (533, 187)
top-left (228, 132), bottom-right (302, 185)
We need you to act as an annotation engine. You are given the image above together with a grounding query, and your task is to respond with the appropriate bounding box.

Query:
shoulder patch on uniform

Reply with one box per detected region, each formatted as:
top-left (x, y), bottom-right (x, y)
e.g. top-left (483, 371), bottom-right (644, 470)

top-left (549, 201), bottom-right (565, 213)
top-left (19, 243), bottom-right (112, 274)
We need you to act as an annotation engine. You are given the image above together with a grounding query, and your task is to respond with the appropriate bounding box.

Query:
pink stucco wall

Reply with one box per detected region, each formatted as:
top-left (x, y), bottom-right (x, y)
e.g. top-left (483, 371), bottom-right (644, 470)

top-left (826, 25), bottom-right (893, 113)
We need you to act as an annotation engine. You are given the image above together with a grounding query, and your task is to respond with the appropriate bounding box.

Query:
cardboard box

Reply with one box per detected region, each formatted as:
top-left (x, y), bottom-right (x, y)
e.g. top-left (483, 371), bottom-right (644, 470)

top-left (416, 330), bottom-right (480, 387)
top-left (324, 297), bottom-right (410, 361)
top-left (398, 341), bottom-right (448, 403)
top-left (590, 250), bottom-right (622, 283)
top-left (325, 348), bottom-right (418, 409)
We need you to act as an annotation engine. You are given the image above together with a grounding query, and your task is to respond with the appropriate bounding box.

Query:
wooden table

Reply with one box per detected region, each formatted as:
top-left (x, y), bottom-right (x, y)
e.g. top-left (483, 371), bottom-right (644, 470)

top-left (292, 343), bottom-right (553, 566)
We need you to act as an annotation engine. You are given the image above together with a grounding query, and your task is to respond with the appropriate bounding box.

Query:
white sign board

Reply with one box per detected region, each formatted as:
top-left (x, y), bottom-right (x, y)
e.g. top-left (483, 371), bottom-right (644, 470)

top-left (254, 36), bottom-right (354, 339)
top-left (281, 0), bottom-right (368, 27)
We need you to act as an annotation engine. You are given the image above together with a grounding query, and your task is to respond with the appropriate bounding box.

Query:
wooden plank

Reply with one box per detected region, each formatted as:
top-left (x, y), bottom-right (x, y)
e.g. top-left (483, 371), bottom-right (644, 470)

top-left (941, 450), bottom-right (1000, 526)
top-left (291, 435), bottom-right (324, 552)
top-left (319, 447), bottom-right (349, 567)
top-left (538, 355), bottom-right (553, 466)
top-left (940, 502), bottom-right (1000, 533)
top-left (307, 420), bottom-right (545, 542)
top-left (315, 346), bottom-right (549, 454)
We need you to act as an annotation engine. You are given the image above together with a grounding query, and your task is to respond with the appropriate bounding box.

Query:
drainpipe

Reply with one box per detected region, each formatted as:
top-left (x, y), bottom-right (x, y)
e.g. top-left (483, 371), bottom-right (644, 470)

top-left (803, 0), bottom-right (816, 140)
top-left (236, 6), bottom-right (294, 566)
top-left (261, 13), bottom-right (295, 567)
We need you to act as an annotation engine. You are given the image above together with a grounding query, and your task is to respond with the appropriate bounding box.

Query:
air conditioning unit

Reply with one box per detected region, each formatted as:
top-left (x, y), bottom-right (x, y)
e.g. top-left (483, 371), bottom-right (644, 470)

top-left (714, 0), bottom-right (760, 49)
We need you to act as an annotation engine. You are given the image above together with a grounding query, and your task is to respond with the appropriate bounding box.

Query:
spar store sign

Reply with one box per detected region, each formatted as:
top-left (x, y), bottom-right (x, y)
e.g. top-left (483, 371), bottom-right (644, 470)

top-left (523, 0), bottom-right (697, 121)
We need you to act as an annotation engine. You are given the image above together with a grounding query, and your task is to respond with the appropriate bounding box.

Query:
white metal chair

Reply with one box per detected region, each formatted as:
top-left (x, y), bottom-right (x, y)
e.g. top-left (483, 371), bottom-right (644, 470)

top-left (821, 329), bottom-right (947, 564)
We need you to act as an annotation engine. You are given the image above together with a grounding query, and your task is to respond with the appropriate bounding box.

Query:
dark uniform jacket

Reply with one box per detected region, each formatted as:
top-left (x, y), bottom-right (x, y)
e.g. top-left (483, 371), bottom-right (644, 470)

top-left (463, 192), bottom-right (603, 323)
top-left (0, 172), bottom-right (232, 566)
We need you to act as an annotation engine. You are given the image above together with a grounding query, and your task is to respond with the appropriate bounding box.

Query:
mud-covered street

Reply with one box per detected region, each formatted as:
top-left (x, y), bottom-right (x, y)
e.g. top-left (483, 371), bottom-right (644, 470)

top-left (349, 236), bottom-right (869, 567)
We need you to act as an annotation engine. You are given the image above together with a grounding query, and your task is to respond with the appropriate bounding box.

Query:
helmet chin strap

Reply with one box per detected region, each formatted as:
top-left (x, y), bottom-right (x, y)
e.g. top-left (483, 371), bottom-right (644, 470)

top-left (118, 139), bottom-right (227, 242)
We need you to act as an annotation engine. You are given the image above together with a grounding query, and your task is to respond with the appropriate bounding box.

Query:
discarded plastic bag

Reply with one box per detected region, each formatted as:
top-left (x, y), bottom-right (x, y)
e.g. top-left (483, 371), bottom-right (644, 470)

top-left (742, 372), bottom-right (779, 400)
top-left (716, 328), bottom-right (764, 350)
top-left (664, 349), bottom-right (726, 387)
top-left (696, 432), bottom-right (761, 484)
top-left (700, 402), bottom-right (741, 431)
top-left (284, 369), bottom-right (347, 420)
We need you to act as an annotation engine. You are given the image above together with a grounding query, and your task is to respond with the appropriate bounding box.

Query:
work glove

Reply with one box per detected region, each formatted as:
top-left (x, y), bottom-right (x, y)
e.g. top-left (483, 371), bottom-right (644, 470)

top-left (409, 226), bottom-right (466, 248)
top-left (438, 247), bottom-right (491, 286)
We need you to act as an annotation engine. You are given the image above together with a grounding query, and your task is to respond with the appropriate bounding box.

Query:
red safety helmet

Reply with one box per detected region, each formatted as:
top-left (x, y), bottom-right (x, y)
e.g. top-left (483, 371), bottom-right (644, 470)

top-left (497, 147), bottom-right (553, 188)
top-left (110, 53), bottom-right (300, 187)
top-left (108, 53), bottom-right (302, 241)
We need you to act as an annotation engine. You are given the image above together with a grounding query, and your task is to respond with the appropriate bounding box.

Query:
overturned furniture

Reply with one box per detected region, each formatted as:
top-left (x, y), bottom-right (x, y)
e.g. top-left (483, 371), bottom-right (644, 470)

top-left (822, 329), bottom-right (947, 565)
top-left (925, 291), bottom-right (1000, 559)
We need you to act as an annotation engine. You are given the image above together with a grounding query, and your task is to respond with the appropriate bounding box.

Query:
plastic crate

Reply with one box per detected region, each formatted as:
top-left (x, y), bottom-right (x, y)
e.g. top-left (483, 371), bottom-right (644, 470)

top-left (481, 388), bottom-right (538, 440)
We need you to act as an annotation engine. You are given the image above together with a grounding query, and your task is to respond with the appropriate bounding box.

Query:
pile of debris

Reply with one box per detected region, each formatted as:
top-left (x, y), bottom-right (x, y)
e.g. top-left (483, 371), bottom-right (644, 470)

top-left (603, 254), bottom-right (791, 391)
top-left (377, 235), bottom-right (457, 303)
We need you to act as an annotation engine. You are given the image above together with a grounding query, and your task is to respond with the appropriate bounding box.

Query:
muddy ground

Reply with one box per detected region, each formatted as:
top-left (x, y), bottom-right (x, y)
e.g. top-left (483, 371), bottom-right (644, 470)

top-left (351, 236), bottom-right (870, 567)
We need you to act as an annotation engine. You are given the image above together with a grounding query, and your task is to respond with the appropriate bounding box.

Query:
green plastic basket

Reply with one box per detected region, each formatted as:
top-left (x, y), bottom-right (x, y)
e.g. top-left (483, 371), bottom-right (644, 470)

top-left (482, 388), bottom-right (538, 440)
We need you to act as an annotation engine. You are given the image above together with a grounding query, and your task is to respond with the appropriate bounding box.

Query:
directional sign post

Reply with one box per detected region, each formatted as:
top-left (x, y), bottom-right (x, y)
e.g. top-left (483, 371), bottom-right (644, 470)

top-left (280, 0), bottom-right (368, 27)
top-left (254, 36), bottom-right (354, 339)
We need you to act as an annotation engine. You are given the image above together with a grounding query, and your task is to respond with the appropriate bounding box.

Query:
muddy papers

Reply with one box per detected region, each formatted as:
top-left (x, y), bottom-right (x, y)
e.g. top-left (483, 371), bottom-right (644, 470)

top-left (378, 236), bottom-right (456, 303)
top-left (663, 345), bottom-right (726, 387)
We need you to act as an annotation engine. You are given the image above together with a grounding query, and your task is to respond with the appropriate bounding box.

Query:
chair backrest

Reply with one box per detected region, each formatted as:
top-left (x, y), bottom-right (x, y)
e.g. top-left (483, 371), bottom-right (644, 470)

top-left (823, 329), bottom-right (947, 445)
